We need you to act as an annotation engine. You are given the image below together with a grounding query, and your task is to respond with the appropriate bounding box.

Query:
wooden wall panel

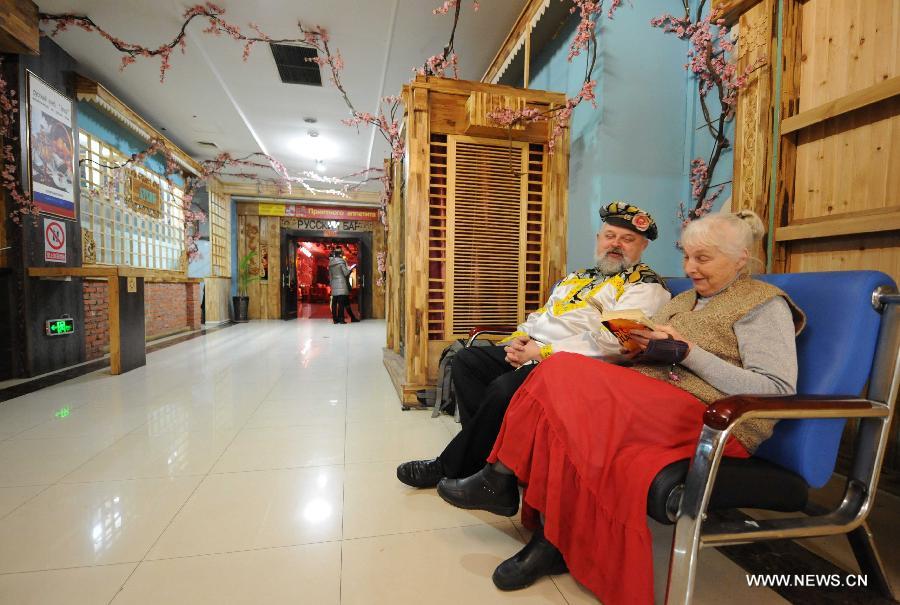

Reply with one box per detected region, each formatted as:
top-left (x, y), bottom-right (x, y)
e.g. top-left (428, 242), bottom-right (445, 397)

top-left (386, 159), bottom-right (403, 352)
top-left (793, 100), bottom-right (900, 219)
top-left (799, 0), bottom-right (898, 110)
top-left (204, 277), bottom-right (232, 323)
top-left (787, 233), bottom-right (900, 284)
top-left (732, 0), bottom-right (775, 263)
top-left (403, 86), bottom-right (432, 391)
top-left (265, 216), bottom-right (280, 319)
top-left (372, 219), bottom-right (386, 319)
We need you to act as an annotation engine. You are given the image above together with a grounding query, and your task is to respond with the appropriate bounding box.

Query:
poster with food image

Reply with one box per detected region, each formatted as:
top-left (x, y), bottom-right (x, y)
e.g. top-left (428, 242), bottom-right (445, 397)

top-left (27, 72), bottom-right (76, 220)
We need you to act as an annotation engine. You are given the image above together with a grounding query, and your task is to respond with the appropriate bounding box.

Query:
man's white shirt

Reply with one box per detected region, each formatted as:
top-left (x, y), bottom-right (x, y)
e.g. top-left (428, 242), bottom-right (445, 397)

top-left (513, 263), bottom-right (671, 359)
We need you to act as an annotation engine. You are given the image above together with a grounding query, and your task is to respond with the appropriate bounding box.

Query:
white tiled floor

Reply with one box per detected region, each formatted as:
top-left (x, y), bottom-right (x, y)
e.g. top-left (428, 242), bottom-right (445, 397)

top-left (0, 319), bottom-right (888, 603)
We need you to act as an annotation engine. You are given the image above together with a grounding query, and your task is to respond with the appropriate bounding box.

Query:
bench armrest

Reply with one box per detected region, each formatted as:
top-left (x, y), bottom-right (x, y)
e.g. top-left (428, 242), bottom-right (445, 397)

top-left (468, 325), bottom-right (518, 338)
top-left (703, 394), bottom-right (890, 431)
top-left (466, 325), bottom-right (518, 347)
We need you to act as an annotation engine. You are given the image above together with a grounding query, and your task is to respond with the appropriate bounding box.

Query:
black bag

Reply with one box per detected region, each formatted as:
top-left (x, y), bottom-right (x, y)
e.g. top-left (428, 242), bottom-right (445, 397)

top-left (637, 336), bottom-right (689, 365)
top-left (422, 338), bottom-right (492, 421)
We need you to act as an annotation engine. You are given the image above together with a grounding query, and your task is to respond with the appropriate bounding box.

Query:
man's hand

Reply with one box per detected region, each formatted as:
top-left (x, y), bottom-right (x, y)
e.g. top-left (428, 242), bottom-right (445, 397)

top-left (504, 338), bottom-right (543, 367)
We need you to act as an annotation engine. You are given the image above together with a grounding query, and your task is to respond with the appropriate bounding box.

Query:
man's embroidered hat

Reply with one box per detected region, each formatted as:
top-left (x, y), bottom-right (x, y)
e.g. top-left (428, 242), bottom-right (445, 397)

top-left (599, 201), bottom-right (658, 241)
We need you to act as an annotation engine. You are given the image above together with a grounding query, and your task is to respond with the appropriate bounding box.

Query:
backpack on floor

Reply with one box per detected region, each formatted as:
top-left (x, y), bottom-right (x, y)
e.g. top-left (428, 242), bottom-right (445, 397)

top-left (421, 338), bottom-right (493, 422)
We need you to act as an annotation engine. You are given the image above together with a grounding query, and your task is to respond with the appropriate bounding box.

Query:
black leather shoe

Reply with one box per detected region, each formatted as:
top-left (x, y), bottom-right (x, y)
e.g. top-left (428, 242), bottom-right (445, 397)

top-left (492, 527), bottom-right (568, 590)
top-left (436, 464), bottom-right (519, 516)
top-left (396, 458), bottom-right (444, 488)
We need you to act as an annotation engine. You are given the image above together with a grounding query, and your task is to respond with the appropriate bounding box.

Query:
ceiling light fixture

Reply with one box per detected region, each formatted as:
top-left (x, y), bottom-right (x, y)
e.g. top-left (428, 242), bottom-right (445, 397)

top-left (299, 247), bottom-right (312, 258)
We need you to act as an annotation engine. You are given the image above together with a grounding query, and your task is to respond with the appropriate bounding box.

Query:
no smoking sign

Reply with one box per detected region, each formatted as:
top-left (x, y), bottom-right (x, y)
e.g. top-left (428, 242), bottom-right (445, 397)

top-left (44, 218), bottom-right (67, 263)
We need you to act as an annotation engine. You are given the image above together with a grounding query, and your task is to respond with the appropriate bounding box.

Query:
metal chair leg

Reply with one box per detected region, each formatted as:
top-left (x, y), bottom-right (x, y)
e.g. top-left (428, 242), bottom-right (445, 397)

top-left (848, 521), bottom-right (898, 602)
top-left (665, 425), bottom-right (729, 605)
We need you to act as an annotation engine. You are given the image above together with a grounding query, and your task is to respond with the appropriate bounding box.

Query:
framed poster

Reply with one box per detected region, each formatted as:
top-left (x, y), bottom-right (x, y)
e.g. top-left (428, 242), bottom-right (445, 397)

top-left (26, 71), bottom-right (76, 220)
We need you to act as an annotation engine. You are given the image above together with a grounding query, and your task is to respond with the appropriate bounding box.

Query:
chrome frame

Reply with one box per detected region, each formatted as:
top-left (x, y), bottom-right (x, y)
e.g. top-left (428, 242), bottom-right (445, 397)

top-left (665, 286), bottom-right (900, 605)
top-left (465, 329), bottom-right (512, 347)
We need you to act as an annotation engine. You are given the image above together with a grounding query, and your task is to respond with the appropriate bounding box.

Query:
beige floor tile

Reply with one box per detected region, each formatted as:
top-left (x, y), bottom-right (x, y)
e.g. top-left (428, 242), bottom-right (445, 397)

top-left (132, 400), bottom-right (256, 435)
top-left (345, 396), bottom-right (408, 422)
top-left (147, 466), bottom-right (343, 559)
top-left (0, 563), bottom-right (136, 605)
top-left (11, 402), bottom-right (144, 442)
top-left (244, 398), bottom-right (346, 429)
top-left (112, 543), bottom-right (340, 604)
top-left (62, 430), bottom-right (235, 483)
top-left (264, 375), bottom-right (347, 401)
top-left (341, 523), bottom-right (567, 604)
top-left (0, 485), bottom-right (46, 519)
top-left (345, 418), bottom-right (451, 464)
top-left (211, 424), bottom-right (344, 473)
top-left (343, 461), bottom-right (501, 539)
top-left (0, 477), bottom-right (201, 573)
top-left (0, 436), bottom-right (116, 487)
top-left (0, 399), bottom-right (81, 434)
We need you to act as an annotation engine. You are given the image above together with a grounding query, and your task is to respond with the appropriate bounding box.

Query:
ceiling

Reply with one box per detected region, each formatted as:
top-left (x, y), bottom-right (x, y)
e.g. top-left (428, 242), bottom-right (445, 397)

top-left (36, 0), bottom-right (529, 192)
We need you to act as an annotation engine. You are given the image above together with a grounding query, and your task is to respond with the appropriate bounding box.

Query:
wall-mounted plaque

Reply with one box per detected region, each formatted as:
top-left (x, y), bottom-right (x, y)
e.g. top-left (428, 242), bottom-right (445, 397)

top-left (127, 172), bottom-right (162, 216)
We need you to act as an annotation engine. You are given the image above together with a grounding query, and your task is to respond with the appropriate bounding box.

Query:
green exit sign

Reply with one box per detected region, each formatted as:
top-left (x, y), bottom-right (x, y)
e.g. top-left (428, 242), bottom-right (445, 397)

top-left (45, 318), bottom-right (75, 336)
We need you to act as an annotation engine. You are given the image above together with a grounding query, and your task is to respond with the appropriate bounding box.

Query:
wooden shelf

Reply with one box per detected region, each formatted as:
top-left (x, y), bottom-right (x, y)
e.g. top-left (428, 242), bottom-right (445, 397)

top-left (780, 77), bottom-right (900, 136)
top-left (775, 208), bottom-right (900, 242)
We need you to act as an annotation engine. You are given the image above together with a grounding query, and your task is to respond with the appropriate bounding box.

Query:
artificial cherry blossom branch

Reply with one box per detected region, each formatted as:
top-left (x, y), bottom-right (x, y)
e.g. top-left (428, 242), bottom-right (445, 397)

top-left (486, 0), bottom-right (619, 152)
top-left (651, 0), bottom-right (761, 223)
top-left (0, 60), bottom-right (39, 225)
top-left (40, 2), bottom-right (309, 83)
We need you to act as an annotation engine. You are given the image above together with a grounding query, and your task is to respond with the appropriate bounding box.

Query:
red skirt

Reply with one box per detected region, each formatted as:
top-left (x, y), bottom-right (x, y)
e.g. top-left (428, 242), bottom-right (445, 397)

top-left (487, 353), bottom-right (749, 605)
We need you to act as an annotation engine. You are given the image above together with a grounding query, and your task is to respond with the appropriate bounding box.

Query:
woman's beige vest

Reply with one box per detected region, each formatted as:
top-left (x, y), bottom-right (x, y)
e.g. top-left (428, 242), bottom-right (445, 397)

top-left (633, 276), bottom-right (805, 452)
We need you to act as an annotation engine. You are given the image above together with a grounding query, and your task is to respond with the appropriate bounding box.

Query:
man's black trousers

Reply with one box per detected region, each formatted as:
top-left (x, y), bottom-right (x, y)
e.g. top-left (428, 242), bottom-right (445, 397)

top-left (440, 345), bottom-right (537, 479)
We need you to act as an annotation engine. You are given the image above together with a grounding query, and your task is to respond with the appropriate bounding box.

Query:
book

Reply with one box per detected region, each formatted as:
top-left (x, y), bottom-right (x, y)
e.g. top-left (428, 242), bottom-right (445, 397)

top-left (598, 309), bottom-right (657, 352)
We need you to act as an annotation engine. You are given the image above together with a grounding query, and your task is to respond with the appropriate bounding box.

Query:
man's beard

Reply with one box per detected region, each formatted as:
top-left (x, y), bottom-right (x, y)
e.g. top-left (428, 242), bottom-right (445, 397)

top-left (594, 248), bottom-right (635, 274)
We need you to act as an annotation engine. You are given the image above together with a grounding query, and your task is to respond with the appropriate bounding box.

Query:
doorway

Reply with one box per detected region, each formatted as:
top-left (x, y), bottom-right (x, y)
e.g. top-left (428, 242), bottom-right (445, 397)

top-left (296, 240), bottom-right (361, 320)
top-left (280, 229), bottom-right (373, 321)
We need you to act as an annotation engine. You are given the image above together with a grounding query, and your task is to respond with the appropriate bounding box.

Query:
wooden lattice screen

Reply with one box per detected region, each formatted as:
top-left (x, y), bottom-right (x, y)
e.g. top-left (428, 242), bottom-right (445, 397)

top-left (392, 76), bottom-right (568, 406)
top-left (448, 137), bottom-right (526, 336)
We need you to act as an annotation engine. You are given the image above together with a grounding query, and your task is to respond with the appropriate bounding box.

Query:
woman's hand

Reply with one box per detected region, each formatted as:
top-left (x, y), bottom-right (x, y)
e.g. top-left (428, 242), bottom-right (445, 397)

top-left (630, 325), bottom-right (693, 353)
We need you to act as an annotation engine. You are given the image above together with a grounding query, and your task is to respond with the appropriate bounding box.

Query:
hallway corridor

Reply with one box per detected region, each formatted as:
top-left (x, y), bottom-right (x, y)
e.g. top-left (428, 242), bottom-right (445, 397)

top-left (0, 321), bottom-right (884, 603)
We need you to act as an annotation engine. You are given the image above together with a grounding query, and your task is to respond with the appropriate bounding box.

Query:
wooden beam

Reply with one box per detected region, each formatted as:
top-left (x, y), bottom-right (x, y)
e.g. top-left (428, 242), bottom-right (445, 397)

top-left (28, 266), bottom-right (118, 278)
top-left (222, 181), bottom-right (380, 204)
top-left (775, 208), bottom-right (900, 242)
top-left (523, 24), bottom-right (531, 88)
top-left (419, 76), bottom-right (565, 105)
top-left (780, 76), bottom-right (900, 135)
top-left (482, 0), bottom-right (548, 84)
top-left (108, 277), bottom-right (121, 375)
top-left (27, 266), bottom-right (196, 281)
top-left (712, 0), bottom-right (765, 25)
top-left (0, 0), bottom-right (38, 54)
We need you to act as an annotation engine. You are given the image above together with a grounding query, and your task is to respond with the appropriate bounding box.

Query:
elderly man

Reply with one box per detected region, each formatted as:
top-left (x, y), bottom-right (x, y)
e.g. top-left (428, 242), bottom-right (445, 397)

top-left (397, 202), bottom-right (671, 488)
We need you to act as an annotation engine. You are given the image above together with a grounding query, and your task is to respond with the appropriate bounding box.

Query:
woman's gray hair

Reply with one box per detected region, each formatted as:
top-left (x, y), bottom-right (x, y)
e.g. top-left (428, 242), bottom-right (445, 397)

top-left (680, 210), bottom-right (765, 270)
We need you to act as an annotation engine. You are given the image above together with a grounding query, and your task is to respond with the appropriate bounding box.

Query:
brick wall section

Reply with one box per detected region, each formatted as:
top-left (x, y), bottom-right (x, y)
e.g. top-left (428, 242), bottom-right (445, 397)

top-left (186, 282), bottom-right (201, 329)
top-left (83, 279), bottom-right (110, 361)
top-left (145, 283), bottom-right (189, 338)
top-left (82, 280), bottom-right (201, 361)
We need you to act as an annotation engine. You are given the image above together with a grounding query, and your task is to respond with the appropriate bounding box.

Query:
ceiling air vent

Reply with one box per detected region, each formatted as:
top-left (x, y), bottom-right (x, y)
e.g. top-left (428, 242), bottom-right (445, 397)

top-left (270, 43), bottom-right (323, 86)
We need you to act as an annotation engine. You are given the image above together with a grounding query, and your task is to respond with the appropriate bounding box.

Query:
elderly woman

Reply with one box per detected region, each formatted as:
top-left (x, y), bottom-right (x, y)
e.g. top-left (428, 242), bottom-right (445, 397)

top-left (436, 211), bottom-right (805, 605)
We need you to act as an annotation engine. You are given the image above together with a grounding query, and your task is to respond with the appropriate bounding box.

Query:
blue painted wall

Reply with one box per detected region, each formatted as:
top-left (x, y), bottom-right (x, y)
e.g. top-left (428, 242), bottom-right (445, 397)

top-left (529, 0), bottom-right (734, 277)
top-left (77, 102), bottom-right (185, 188)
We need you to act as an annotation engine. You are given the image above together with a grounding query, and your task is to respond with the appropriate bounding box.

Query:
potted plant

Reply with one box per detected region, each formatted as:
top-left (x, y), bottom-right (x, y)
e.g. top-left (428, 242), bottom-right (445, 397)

top-left (233, 250), bottom-right (260, 323)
